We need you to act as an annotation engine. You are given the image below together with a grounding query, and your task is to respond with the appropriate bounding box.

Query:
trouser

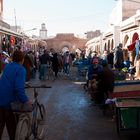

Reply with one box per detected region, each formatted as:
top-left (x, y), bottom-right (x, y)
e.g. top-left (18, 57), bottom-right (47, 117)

top-left (64, 63), bottom-right (70, 75)
top-left (0, 107), bottom-right (17, 140)
top-left (39, 64), bottom-right (47, 80)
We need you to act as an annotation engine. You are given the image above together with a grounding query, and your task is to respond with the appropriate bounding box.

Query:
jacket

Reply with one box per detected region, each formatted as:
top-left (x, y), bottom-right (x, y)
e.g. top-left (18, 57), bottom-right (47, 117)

top-left (0, 62), bottom-right (29, 108)
top-left (88, 64), bottom-right (103, 80)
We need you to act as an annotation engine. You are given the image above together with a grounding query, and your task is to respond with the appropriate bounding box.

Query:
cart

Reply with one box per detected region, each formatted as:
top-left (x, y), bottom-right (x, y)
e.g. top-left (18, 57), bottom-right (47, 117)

top-left (112, 80), bottom-right (140, 135)
top-left (115, 97), bottom-right (140, 135)
top-left (75, 58), bottom-right (90, 76)
top-left (112, 80), bottom-right (140, 98)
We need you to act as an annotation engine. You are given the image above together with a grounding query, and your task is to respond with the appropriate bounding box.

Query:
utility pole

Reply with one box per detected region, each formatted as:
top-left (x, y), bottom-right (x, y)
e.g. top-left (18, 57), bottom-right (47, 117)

top-left (14, 8), bottom-right (17, 32)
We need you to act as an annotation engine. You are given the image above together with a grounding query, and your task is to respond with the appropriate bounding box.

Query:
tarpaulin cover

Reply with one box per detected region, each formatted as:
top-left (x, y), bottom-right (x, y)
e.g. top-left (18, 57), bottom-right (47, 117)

top-left (127, 42), bottom-right (135, 51)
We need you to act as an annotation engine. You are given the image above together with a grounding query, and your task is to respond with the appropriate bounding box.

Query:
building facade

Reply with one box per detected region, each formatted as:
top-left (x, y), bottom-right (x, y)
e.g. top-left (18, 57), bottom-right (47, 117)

top-left (86, 0), bottom-right (140, 55)
top-left (85, 0), bottom-right (140, 78)
top-left (44, 33), bottom-right (87, 54)
top-left (0, 0), bottom-right (3, 20)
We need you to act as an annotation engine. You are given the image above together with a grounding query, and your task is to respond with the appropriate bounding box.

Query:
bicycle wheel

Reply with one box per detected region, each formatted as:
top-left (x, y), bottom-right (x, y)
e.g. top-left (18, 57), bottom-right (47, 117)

top-left (15, 116), bottom-right (29, 140)
top-left (32, 104), bottom-right (46, 139)
top-left (37, 104), bottom-right (46, 139)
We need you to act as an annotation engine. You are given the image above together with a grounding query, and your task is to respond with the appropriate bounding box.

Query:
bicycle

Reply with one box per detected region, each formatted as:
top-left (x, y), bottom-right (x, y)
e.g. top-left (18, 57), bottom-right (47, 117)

top-left (14, 84), bottom-right (51, 140)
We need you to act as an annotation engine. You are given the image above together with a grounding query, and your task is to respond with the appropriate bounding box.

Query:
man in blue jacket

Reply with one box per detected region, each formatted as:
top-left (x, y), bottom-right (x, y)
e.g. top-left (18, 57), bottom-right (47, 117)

top-left (87, 56), bottom-right (104, 103)
top-left (0, 50), bottom-right (31, 140)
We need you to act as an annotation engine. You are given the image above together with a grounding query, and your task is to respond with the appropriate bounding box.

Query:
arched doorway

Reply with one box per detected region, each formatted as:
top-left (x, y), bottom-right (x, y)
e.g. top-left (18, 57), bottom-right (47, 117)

top-left (111, 39), bottom-right (114, 50)
top-left (107, 40), bottom-right (110, 51)
top-left (132, 32), bottom-right (139, 43)
top-left (124, 35), bottom-right (129, 48)
top-left (104, 43), bottom-right (107, 51)
top-left (60, 41), bottom-right (73, 53)
top-left (62, 46), bottom-right (69, 53)
top-left (123, 35), bottom-right (129, 61)
top-left (132, 32), bottom-right (140, 79)
top-left (131, 32), bottom-right (139, 63)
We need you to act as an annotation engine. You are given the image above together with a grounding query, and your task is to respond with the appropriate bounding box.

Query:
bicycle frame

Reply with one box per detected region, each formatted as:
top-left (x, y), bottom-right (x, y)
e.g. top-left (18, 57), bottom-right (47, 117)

top-left (32, 88), bottom-right (43, 138)
top-left (15, 85), bottom-right (51, 140)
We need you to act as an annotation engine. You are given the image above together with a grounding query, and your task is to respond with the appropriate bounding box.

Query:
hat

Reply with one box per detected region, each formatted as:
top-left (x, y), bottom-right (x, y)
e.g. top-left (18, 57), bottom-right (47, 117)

top-left (2, 51), bottom-right (9, 57)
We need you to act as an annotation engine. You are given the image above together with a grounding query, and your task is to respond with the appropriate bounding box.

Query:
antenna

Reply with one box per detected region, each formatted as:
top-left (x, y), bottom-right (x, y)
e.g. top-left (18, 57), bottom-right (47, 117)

top-left (14, 8), bottom-right (17, 32)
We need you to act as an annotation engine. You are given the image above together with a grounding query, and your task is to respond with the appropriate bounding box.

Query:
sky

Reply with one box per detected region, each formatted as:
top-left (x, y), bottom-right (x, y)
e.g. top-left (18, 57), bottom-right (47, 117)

top-left (3, 0), bottom-right (117, 37)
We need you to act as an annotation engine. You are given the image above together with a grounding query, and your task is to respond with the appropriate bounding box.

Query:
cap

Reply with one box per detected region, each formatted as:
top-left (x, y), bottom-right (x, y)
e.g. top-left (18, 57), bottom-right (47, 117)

top-left (2, 51), bottom-right (9, 57)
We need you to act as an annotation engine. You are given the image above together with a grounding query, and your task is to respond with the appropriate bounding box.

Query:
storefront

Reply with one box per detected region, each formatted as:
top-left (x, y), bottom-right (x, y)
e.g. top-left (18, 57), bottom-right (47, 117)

top-left (0, 27), bottom-right (23, 55)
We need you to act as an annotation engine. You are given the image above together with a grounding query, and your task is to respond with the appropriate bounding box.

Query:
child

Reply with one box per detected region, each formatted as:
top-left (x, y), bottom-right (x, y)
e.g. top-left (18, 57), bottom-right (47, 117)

top-left (128, 64), bottom-right (136, 80)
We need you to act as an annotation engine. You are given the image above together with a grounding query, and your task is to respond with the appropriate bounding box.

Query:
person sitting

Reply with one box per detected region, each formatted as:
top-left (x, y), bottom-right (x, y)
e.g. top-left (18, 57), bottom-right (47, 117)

top-left (87, 56), bottom-right (104, 104)
top-left (128, 63), bottom-right (136, 80)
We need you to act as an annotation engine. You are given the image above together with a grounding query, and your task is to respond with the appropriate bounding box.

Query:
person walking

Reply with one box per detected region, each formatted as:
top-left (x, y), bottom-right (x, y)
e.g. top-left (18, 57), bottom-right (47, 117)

top-left (51, 52), bottom-right (59, 79)
top-left (23, 51), bottom-right (33, 81)
top-left (39, 50), bottom-right (50, 80)
top-left (114, 44), bottom-right (124, 70)
top-left (63, 51), bottom-right (72, 76)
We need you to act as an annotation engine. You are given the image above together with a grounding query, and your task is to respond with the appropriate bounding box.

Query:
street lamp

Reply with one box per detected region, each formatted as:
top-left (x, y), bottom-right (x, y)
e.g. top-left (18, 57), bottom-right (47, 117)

top-left (24, 28), bottom-right (37, 32)
top-left (21, 28), bottom-right (37, 35)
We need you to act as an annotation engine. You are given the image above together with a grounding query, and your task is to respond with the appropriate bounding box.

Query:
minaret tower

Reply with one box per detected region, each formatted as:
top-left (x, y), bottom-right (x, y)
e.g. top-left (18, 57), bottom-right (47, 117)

top-left (39, 23), bottom-right (47, 39)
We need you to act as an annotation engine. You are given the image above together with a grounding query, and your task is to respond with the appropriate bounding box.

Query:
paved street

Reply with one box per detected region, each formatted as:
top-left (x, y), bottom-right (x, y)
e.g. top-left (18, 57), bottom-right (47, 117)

top-left (2, 67), bottom-right (140, 140)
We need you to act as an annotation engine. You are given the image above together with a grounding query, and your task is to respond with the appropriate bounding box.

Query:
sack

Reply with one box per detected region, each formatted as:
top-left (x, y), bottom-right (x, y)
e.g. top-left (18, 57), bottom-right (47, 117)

top-left (11, 101), bottom-right (32, 112)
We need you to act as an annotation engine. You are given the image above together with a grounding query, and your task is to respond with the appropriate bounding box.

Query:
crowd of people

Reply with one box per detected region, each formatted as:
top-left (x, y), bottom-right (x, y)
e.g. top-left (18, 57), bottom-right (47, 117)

top-left (0, 48), bottom-right (75, 81)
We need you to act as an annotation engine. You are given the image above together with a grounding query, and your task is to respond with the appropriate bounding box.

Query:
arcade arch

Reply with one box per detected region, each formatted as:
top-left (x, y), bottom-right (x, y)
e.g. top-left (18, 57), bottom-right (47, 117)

top-left (107, 40), bottom-right (110, 51)
top-left (60, 41), bottom-right (73, 53)
top-left (123, 35), bottom-right (129, 61)
top-left (132, 32), bottom-right (139, 43)
top-left (123, 32), bottom-right (139, 64)
top-left (130, 32), bottom-right (139, 63)
top-left (111, 39), bottom-right (114, 50)
top-left (104, 43), bottom-right (107, 51)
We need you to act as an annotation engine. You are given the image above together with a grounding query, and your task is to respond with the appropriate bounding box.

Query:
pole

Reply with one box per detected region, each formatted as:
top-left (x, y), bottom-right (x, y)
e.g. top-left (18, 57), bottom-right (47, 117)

top-left (14, 8), bottom-right (17, 32)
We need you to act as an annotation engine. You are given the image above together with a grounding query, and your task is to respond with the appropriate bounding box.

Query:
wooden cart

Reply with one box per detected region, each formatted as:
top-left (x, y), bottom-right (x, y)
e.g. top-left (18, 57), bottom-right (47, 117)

top-left (115, 97), bottom-right (140, 135)
top-left (112, 80), bottom-right (140, 98)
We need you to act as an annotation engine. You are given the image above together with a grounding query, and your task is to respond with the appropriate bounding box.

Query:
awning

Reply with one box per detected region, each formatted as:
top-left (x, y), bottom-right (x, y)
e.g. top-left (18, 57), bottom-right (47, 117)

top-left (127, 42), bottom-right (136, 51)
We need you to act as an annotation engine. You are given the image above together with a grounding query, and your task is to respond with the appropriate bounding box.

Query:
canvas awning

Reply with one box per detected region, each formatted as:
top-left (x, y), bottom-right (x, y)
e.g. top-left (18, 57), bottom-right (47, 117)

top-left (127, 42), bottom-right (136, 51)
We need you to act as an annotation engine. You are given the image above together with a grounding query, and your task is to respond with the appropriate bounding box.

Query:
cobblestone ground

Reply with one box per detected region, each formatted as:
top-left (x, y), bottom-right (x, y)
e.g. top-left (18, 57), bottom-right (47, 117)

top-left (2, 66), bottom-right (140, 140)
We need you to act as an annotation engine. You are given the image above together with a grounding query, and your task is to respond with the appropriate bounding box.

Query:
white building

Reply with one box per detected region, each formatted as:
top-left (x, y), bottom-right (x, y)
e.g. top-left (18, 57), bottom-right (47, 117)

top-left (0, 0), bottom-right (3, 20)
top-left (39, 23), bottom-right (47, 39)
top-left (86, 0), bottom-right (140, 56)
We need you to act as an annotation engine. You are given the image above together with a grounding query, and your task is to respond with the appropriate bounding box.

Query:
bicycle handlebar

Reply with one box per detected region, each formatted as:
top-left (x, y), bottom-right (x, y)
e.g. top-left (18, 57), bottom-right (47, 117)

top-left (25, 84), bottom-right (52, 89)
